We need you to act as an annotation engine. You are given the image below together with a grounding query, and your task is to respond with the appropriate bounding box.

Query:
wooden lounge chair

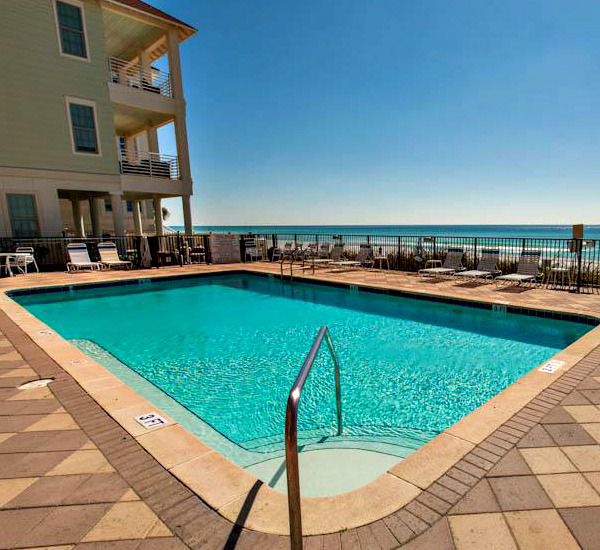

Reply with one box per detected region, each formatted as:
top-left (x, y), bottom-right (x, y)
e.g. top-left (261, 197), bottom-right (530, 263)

top-left (66, 243), bottom-right (103, 272)
top-left (496, 250), bottom-right (541, 285)
top-left (97, 242), bottom-right (132, 269)
top-left (419, 248), bottom-right (464, 277)
top-left (455, 249), bottom-right (501, 280)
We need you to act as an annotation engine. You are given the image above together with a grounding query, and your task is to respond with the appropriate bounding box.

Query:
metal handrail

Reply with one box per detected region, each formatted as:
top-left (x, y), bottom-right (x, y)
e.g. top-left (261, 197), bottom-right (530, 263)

top-left (108, 56), bottom-right (172, 97)
top-left (285, 326), bottom-right (342, 550)
top-left (119, 150), bottom-right (180, 180)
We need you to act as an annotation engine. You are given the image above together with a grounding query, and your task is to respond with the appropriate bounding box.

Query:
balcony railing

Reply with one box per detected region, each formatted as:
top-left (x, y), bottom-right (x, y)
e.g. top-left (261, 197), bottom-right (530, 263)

top-left (119, 151), bottom-right (180, 180)
top-left (108, 56), bottom-right (172, 98)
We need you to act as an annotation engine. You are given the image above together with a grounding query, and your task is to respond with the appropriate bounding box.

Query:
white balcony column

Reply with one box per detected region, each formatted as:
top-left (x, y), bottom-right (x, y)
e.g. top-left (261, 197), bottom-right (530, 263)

top-left (167, 30), bottom-right (184, 100)
top-left (138, 48), bottom-right (151, 87)
top-left (132, 200), bottom-right (143, 236)
top-left (167, 30), bottom-right (192, 182)
top-left (182, 195), bottom-right (192, 234)
top-left (153, 196), bottom-right (163, 236)
top-left (146, 125), bottom-right (159, 153)
top-left (173, 117), bottom-right (191, 181)
top-left (70, 199), bottom-right (85, 238)
top-left (110, 192), bottom-right (125, 236)
top-left (89, 197), bottom-right (104, 237)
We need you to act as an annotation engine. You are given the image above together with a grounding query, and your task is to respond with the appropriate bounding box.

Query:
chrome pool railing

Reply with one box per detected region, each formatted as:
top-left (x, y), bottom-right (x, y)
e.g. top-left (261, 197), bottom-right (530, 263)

top-left (285, 326), bottom-right (343, 550)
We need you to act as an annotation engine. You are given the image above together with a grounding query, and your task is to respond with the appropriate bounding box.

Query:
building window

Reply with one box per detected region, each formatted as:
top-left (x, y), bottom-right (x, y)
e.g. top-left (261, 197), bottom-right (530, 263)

top-left (55, 0), bottom-right (88, 59)
top-left (66, 99), bottom-right (100, 154)
top-left (104, 198), bottom-right (112, 212)
top-left (7, 194), bottom-right (40, 238)
top-left (126, 201), bottom-right (133, 212)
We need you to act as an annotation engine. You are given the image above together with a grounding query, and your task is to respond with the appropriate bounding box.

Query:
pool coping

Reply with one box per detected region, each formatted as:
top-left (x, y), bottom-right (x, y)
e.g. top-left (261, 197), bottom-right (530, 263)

top-left (1, 265), bottom-right (600, 535)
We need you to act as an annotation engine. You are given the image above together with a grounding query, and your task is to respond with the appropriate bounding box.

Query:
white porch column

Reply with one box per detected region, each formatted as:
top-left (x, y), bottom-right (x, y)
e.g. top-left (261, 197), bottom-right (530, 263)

top-left (36, 188), bottom-right (63, 236)
top-left (71, 199), bottom-right (85, 238)
top-left (153, 196), bottom-right (163, 236)
top-left (182, 195), bottom-right (192, 234)
top-left (110, 193), bottom-right (125, 236)
top-left (89, 198), bottom-right (104, 237)
top-left (132, 200), bottom-right (143, 236)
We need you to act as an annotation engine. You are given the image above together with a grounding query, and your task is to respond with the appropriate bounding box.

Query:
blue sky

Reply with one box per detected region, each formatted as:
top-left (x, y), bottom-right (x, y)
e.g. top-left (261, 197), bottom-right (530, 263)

top-left (153, 0), bottom-right (600, 226)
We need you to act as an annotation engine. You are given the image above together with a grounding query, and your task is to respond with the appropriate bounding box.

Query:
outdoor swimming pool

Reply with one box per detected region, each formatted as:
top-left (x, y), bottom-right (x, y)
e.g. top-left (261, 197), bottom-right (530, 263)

top-left (13, 273), bottom-right (592, 495)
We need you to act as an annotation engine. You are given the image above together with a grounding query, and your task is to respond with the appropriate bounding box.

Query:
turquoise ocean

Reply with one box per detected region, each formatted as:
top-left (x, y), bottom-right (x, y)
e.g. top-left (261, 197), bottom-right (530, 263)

top-left (172, 225), bottom-right (600, 239)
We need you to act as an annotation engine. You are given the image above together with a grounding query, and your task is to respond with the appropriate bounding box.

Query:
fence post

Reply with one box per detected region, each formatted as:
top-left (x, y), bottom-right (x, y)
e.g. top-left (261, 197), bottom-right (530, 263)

top-left (473, 237), bottom-right (478, 270)
top-left (576, 238), bottom-right (583, 293)
top-left (397, 236), bottom-right (402, 271)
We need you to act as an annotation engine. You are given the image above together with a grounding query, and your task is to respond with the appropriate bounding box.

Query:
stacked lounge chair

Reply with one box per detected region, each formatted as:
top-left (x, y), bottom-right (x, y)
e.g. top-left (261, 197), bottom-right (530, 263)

top-left (454, 248), bottom-right (501, 281)
top-left (418, 248), bottom-right (464, 277)
top-left (495, 250), bottom-right (541, 285)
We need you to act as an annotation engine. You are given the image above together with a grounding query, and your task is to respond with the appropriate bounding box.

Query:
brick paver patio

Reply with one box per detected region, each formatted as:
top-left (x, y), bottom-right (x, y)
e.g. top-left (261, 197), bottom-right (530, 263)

top-left (1, 266), bottom-right (600, 548)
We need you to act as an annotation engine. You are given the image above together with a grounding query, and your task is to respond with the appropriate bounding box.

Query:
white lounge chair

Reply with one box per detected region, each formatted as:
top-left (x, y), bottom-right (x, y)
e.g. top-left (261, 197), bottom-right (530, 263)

top-left (496, 250), bottom-right (541, 285)
top-left (66, 243), bottom-right (103, 272)
top-left (98, 242), bottom-right (132, 269)
top-left (455, 249), bottom-right (501, 280)
top-left (419, 248), bottom-right (464, 277)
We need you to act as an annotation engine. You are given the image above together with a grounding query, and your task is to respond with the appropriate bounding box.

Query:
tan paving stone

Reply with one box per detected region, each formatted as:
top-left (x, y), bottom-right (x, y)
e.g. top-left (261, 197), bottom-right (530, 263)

top-left (518, 447), bottom-right (577, 474)
top-left (24, 414), bottom-right (80, 432)
top-left (7, 387), bottom-right (54, 401)
top-left (449, 513), bottom-right (517, 550)
top-left (561, 444), bottom-right (600, 471)
top-left (0, 477), bottom-right (37, 507)
top-left (47, 450), bottom-right (115, 476)
top-left (580, 423), bottom-right (600, 443)
top-left (563, 405), bottom-right (600, 423)
top-left (537, 473), bottom-right (600, 508)
top-left (0, 433), bottom-right (15, 444)
top-left (146, 519), bottom-right (172, 538)
top-left (504, 509), bottom-right (579, 550)
top-left (583, 472), bottom-right (600, 493)
top-left (81, 501), bottom-right (161, 542)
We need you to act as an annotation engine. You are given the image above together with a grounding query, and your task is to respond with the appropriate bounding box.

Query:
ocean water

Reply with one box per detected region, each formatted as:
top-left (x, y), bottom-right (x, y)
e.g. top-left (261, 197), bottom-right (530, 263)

top-left (15, 273), bottom-right (589, 451)
top-left (172, 224), bottom-right (600, 239)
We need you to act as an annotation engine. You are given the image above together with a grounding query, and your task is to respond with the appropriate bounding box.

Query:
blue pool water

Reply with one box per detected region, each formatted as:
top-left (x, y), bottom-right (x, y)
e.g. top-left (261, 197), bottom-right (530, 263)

top-left (14, 274), bottom-right (590, 491)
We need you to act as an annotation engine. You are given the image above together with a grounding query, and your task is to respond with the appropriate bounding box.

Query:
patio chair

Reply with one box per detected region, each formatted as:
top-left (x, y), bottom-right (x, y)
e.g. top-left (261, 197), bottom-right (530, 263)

top-left (495, 250), bottom-right (541, 285)
top-left (97, 242), bottom-right (132, 269)
top-left (244, 238), bottom-right (261, 262)
top-left (454, 249), bottom-right (501, 280)
top-left (418, 248), bottom-right (464, 277)
top-left (8, 247), bottom-right (39, 274)
top-left (66, 243), bottom-right (103, 272)
top-left (318, 242), bottom-right (331, 258)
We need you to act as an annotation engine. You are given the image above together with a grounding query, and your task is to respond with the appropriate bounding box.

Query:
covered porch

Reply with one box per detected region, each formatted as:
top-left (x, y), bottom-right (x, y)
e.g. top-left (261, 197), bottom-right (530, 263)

top-left (57, 190), bottom-right (192, 238)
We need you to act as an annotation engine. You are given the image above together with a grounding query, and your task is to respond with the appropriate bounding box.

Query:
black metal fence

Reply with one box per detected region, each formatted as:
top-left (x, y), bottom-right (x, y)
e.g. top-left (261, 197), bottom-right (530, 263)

top-left (0, 234), bottom-right (209, 272)
top-left (250, 232), bottom-right (600, 291)
top-left (2, 231), bottom-right (599, 291)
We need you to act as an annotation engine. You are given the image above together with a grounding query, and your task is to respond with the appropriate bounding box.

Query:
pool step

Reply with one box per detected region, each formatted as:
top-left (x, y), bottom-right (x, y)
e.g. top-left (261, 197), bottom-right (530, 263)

top-left (241, 425), bottom-right (434, 459)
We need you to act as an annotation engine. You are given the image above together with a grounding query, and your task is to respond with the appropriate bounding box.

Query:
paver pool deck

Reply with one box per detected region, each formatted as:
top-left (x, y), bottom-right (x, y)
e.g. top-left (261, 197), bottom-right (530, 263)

top-left (1, 263), bottom-right (600, 549)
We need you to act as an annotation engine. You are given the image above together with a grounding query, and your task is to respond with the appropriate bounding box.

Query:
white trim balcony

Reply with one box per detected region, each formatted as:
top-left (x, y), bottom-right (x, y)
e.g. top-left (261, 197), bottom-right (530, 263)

top-left (108, 56), bottom-right (172, 98)
top-left (119, 151), bottom-right (180, 180)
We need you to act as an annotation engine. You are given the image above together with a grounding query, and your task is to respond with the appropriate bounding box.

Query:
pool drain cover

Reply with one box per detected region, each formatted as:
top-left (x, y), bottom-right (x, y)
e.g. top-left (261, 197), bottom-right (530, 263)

top-left (18, 378), bottom-right (54, 390)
